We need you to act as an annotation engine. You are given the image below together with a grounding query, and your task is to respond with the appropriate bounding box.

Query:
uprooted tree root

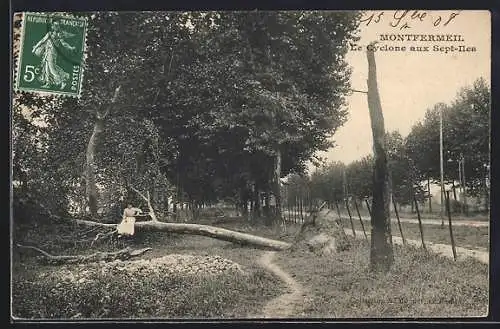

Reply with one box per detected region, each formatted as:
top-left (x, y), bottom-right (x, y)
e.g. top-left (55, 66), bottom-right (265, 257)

top-left (290, 208), bottom-right (352, 255)
top-left (16, 244), bottom-right (152, 265)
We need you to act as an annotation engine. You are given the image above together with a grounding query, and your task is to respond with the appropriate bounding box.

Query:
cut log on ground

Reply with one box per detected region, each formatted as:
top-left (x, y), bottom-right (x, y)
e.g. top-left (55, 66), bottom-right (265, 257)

top-left (75, 219), bottom-right (292, 251)
top-left (16, 244), bottom-right (152, 265)
top-left (291, 208), bottom-right (351, 255)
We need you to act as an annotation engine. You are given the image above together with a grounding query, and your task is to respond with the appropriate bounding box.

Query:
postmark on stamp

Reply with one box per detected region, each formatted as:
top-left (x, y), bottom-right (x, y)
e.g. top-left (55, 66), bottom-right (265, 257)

top-left (14, 12), bottom-right (88, 97)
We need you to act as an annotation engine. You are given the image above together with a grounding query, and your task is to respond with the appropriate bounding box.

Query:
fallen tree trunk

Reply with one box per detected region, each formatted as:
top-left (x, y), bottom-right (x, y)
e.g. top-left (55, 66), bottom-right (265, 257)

top-left (16, 244), bottom-right (152, 265)
top-left (75, 219), bottom-right (291, 251)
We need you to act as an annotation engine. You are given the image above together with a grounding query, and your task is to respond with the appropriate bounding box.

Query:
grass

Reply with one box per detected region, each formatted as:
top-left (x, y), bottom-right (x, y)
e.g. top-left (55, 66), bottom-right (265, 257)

top-left (340, 218), bottom-right (489, 250)
top-left (11, 216), bottom-right (490, 319)
top-left (12, 222), bottom-right (285, 319)
top-left (274, 239), bottom-right (489, 318)
top-left (12, 260), bottom-right (283, 319)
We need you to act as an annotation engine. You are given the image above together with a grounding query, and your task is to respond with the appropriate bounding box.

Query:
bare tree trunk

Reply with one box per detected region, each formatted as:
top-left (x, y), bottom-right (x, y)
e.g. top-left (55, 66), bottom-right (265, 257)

top-left (427, 173), bottom-right (432, 213)
top-left (273, 149), bottom-right (282, 219)
top-left (366, 42), bottom-right (394, 272)
top-left (253, 184), bottom-right (262, 219)
top-left (85, 86), bottom-right (121, 217)
top-left (75, 219), bottom-right (291, 251)
top-left (85, 120), bottom-right (102, 217)
top-left (130, 187), bottom-right (159, 222)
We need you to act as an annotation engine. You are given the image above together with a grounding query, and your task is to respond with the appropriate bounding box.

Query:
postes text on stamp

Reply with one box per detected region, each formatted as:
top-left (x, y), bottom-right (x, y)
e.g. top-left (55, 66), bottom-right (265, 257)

top-left (14, 12), bottom-right (87, 97)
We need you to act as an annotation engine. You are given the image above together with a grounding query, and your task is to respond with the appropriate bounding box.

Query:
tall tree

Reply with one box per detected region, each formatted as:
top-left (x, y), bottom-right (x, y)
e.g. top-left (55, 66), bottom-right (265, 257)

top-left (366, 42), bottom-right (393, 272)
top-left (405, 78), bottom-right (490, 198)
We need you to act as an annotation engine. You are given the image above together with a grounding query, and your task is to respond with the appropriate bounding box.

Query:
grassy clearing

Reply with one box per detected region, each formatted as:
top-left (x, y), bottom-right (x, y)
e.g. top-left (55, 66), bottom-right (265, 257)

top-left (12, 260), bottom-right (282, 319)
top-left (11, 216), bottom-right (489, 319)
top-left (12, 222), bottom-right (285, 319)
top-left (340, 218), bottom-right (489, 250)
top-left (274, 239), bottom-right (489, 318)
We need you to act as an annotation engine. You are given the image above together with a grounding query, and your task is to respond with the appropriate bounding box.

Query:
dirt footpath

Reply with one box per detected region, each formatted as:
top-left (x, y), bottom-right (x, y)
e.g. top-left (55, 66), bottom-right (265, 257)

top-left (256, 251), bottom-right (308, 318)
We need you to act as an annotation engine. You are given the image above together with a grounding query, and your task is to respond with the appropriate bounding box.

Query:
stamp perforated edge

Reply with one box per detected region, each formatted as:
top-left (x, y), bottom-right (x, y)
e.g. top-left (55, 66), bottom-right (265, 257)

top-left (13, 12), bottom-right (89, 99)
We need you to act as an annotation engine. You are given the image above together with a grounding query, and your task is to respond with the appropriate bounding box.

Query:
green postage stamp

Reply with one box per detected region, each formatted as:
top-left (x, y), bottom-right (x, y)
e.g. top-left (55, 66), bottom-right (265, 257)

top-left (14, 12), bottom-right (88, 97)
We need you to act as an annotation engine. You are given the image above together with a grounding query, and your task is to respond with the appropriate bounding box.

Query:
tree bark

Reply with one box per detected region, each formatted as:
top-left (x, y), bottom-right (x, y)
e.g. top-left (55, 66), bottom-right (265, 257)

top-left (272, 149), bottom-right (282, 221)
top-left (366, 42), bottom-right (394, 272)
top-left (75, 219), bottom-right (291, 251)
top-left (17, 244), bottom-right (151, 265)
top-left (85, 121), bottom-right (102, 217)
top-left (85, 86), bottom-right (121, 217)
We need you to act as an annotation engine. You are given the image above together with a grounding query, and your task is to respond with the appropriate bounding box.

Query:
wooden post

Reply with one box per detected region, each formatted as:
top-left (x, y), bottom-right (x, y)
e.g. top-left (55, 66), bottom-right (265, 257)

top-left (462, 156), bottom-right (468, 216)
top-left (335, 200), bottom-right (342, 221)
top-left (299, 195), bottom-right (304, 223)
top-left (354, 198), bottom-right (368, 240)
top-left (306, 188), bottom-right (310, 215)
top-left (427, 174), bottom-right (432, 213)
top-left (345, 198), bottom-right (356, 237)
top-left (392, 196), bottom-right (406, 245)
top-left (287, 191), bottom-right (292, 223)
top-left (451, 180), bottom-right (457, 215)
top-left (445, 191), bottom-right (457, 261)
top-left (458, 159), bottom-right (463, 214)
top-left (439, 105), bottom-right (445, 226)
top-left (365, 199), bottom-right (372, 219)
top-left (413, 195), bottom-right (426, 250)
top-left (293, 195), bottom-right (297, 223)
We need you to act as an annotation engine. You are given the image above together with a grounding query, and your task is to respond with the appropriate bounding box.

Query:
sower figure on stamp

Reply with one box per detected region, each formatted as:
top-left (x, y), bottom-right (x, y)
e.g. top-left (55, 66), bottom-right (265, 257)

top-left (118, 204), bottom-right (143, 237)
top-left (32, 20), bottom-right (76, 90)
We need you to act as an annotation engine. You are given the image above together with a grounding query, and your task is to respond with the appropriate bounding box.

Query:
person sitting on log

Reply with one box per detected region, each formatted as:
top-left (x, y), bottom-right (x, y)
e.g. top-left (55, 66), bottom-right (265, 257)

top-left (118, 204), bottom-right (142, 237)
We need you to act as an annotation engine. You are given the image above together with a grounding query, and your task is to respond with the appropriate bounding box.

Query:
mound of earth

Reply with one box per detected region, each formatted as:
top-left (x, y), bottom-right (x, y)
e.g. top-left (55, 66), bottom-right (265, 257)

top-left (291, 209), bottom-right (352, 256)
top-left (40, 254), bottom-right (246, 284)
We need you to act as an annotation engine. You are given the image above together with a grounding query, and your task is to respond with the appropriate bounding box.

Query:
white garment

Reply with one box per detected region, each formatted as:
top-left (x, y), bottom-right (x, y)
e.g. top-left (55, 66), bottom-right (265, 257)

top-left (118, 217), bottom-right (136, 236)
top-left (118, 207), bottom-right (141, 236)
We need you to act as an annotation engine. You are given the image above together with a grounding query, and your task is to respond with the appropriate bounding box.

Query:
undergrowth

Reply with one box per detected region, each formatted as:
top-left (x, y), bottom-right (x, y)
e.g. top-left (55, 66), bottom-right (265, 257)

top-left (274, 239), bottom-right (489, 318)
top-left (12, 219), bottom-right (284, 319)
top-left (12, 258), bottom-right (282, 319)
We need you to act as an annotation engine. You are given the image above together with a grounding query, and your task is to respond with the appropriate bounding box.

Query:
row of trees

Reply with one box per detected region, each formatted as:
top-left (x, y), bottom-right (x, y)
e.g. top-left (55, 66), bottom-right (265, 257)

top-left (302, 78), bottom-right (490, 211)
top-left (13, 11), bottom-right (362, 224)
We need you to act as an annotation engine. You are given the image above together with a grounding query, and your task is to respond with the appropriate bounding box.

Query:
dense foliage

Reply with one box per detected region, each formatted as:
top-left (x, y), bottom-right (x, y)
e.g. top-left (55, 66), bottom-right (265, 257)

top-left (13, 11), bottom-right (361, 222)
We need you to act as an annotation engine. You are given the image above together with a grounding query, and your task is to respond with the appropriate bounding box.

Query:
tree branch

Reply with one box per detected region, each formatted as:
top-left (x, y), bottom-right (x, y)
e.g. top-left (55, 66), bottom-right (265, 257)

top-left (97, 85), bottom-right (122, 120)
top-left (130, 187), bottom-right (159, 222)
top-left (16, 244), bottom-right (152, 265)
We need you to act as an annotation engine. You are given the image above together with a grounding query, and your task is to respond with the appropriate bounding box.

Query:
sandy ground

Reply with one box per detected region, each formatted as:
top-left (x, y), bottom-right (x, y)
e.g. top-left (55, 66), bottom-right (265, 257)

top-left (343, 229), bottom-right (489, 264)
top-left (336, 213), bottom-right (489, 227)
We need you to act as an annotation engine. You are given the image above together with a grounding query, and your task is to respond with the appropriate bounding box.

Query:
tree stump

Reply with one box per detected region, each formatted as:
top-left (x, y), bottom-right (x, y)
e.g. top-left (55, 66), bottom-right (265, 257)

top-left (291, 208), bottom-right (351, 256)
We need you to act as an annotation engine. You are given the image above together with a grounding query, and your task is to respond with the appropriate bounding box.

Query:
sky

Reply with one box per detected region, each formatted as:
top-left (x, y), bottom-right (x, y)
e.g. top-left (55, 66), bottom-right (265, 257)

top-left (313, 10), bottom-right (491, 169)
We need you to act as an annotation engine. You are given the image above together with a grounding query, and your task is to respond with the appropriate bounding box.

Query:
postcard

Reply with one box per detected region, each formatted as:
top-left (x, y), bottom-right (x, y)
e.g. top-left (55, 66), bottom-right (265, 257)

top-left (11, 10), bottom-right (490, 320)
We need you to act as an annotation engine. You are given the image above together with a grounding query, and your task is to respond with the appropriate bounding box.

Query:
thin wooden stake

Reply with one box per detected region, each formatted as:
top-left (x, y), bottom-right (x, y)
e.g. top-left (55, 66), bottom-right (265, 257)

top-left (287, 196), bottom-right (292, 223)
top-left (294, 196), bottom-right (298, 223)
top-left (445, 191), bottom-right (458, 261)
top-left (299, 196), bottom-right (304, 223)
top-left (335, 200), bottom-right (342, 221)
top-left (413, 196), bottom-right (426, 250)
top-left (365, 199), bottom-right (372, 220)
top-left (345, 198), bottom-right (356, 237)
top-left (392, 196), bottom-right (406, 245)
top-left (354, 199), bottom-right (368, 240)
